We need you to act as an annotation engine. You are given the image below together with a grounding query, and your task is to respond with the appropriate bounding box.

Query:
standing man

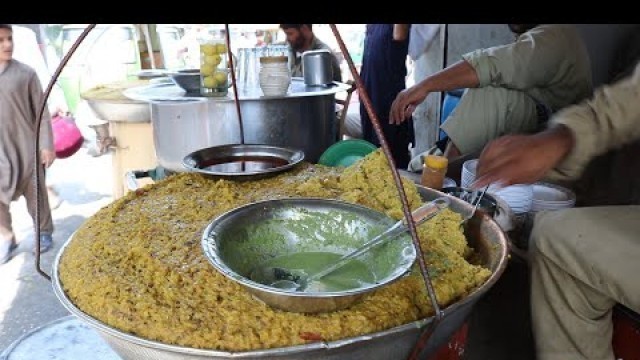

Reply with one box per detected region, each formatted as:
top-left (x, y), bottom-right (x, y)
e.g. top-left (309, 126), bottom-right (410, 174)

top-left (360, 24), bottom-right (414, 169)
top-left (0, 24), bottom-right (56, 264)
top-left (390, 24), bottom-right (592, 160)
top-left (279, 24), bottom-right (342, 82)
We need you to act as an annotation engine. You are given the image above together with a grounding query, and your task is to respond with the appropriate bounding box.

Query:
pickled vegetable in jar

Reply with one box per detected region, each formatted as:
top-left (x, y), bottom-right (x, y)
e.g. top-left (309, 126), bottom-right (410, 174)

top-left (421, 155), bottom-right (448, 190)
top-left (199, 34), bottom-right (229, 97)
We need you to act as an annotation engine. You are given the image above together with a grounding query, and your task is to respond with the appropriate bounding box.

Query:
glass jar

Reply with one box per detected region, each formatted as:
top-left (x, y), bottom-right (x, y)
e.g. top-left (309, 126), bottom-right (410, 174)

top-left (421, 155), bottom-right (449, 190)
top-left (199, 36), bottom-right (229, 97)
top-left (258, 55), bottom-right (291, 97)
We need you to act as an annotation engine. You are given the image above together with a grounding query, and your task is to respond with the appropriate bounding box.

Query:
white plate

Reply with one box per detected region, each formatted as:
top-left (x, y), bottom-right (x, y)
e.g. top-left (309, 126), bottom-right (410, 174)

top-left (462, 159), bottom-right (478, 175)
top-left (490, 184), bottom-right (533, 213)
top-left (532, 182), bottom-right (575, 203)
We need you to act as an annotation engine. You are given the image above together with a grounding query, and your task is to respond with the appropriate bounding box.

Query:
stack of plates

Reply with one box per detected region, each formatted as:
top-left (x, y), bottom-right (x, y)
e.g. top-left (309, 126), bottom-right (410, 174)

top-left (531, 182), bottom-right (576, 212)
top-left (489, 184), bottom-right (533, 214)
top-left (460, 159), bottom-right (478, 188)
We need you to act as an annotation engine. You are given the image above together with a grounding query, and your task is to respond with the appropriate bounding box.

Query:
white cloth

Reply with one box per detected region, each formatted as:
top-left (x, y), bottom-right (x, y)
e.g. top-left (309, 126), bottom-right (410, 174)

top-left (343, 103), bottom-right (362, 139)
top-left (408, 24), bottom-right (441, 61)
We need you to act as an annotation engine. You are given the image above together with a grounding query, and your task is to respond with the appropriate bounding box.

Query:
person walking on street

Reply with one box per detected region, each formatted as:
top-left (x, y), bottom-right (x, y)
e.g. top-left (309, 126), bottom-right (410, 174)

top-left (0, 24), bottom-right (56, 264)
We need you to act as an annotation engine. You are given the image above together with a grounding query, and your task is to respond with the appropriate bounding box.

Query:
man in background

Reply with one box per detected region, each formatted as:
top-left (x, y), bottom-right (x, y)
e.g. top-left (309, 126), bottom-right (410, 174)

top-left (279, 24), bottom-right (342, 82)
top-left (359, 24), bottom-right (413, 169)
top-left (11, 24), bottom-right (68, 208)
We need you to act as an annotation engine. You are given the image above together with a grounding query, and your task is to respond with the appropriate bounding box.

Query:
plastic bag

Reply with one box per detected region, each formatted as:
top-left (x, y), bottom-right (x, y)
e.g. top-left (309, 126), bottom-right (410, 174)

top-left (51, 114), bottom-right (84, 159)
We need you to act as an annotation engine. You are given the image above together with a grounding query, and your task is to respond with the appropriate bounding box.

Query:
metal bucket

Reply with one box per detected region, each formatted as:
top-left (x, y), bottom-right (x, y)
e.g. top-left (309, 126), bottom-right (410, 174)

top-left (51, 186), bottom-right (509, 360)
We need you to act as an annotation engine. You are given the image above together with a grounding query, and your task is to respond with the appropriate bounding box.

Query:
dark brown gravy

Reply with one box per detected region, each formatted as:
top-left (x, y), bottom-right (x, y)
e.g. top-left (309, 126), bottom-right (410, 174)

top-left (200, 156), bottom-right (289, 173)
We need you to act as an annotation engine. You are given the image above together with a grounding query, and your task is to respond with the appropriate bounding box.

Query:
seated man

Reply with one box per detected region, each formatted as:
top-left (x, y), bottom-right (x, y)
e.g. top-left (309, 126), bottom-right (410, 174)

top-left (279, 24), bottom-right (342, 82)
top-left (390, 24), bottom-right (593, 160)
top-left (473, 60), bottom-right (640, 360)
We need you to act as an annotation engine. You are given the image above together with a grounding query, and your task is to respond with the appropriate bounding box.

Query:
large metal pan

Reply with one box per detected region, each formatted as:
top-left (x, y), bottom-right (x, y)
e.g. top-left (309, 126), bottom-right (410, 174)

top-left (51, 186), bottom-right (509, 360)
top-left (182, 143), bottom-right (305, 181)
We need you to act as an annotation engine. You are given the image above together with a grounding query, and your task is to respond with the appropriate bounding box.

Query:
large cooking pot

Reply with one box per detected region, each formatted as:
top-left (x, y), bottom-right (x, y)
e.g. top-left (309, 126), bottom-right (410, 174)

top-left (124, 79), bottom-right (351, 172)
top-left (52, 186), bottom-right (509, 360)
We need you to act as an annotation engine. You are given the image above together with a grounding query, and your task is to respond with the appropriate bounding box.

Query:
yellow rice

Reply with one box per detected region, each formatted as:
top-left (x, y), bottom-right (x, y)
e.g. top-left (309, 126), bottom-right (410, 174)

top-left (59, 150), bottom-right (491, 351)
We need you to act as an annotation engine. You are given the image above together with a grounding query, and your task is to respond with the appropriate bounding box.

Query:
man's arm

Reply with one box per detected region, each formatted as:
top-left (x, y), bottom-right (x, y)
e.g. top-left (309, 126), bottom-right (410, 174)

top-left (29, 73), bottom-right (54, 153)
top-left (473, 126), bottom-right (574, 187)
top-left (389, 60), bottom-right (479, 124)
top-left (464, 25), bottom-right (582, 91)
top-left (546, 61), bottom-right (640, 180)
top-left (474, 61), bottom-right (640, 187)
top-left (29, 72), bottom-right (56, 167)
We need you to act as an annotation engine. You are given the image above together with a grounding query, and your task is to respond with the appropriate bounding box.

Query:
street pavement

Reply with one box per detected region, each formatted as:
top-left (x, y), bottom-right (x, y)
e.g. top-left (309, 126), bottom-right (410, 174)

top-left (0, 144), bottom-right (114, 352)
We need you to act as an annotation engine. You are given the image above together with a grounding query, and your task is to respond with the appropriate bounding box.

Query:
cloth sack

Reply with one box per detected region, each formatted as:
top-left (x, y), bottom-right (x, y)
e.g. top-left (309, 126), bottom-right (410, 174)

top-left (51, 114), bottom-right (84, 159)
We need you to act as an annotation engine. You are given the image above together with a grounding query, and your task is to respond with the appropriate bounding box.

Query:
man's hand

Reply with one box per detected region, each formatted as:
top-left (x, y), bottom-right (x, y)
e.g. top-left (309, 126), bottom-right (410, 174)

top-left (389, 86), bottom-right (429, 125)
top-left (472, 126), bottom-right (574, 188)
top-left (41, 149), bottom-right (56, 168)
top-left (389, 60), bottom-right (479, 126)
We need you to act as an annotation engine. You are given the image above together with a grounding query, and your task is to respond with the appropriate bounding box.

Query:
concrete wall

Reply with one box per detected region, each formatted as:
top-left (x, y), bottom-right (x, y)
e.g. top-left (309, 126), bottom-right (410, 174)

top-left (575, 24), bottom-right (638, 86)
top-left (446, 24), bottom-right (513, 66)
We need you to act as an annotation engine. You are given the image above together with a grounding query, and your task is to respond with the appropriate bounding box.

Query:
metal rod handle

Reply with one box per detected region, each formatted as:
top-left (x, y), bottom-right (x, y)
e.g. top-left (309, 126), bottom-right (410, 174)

top-left (34, 24), bottom-right (97, 281)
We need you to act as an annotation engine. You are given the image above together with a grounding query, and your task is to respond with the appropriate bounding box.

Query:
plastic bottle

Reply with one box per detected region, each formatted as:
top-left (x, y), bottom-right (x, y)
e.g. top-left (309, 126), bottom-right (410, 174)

top-left (421, 155), bottom-right (449, 190)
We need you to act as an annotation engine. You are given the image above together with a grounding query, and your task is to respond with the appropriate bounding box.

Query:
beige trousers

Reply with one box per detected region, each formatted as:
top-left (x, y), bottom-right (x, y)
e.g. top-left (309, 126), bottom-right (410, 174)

top-left (0, 170), bottom-right (54, 245)
top-left (530, 206), bottom-right (640, 360)
top-left (440, 86), bottom-right (539, 155)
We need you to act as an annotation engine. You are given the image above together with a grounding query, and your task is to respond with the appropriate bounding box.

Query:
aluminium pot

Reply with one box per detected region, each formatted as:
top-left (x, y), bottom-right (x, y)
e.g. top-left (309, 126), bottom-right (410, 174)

top-left (51, 186), bottom-right (509, 360)
top-left (302, 49), bottom-right (334, 87)
top-left (126, 79), bottom-right (351, 172)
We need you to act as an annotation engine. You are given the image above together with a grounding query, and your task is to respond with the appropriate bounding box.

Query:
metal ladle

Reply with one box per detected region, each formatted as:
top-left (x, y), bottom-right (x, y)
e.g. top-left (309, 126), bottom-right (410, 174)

top-left (459, 184), bottom-right (490, 229)
top-left (250, 197), bottom-right (451, 292)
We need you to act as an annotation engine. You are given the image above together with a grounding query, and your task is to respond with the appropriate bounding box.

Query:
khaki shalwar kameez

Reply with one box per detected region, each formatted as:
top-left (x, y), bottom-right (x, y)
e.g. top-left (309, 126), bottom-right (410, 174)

top-left (441, 24), bottom-right (593, 155)
top-left (0, 60), bottom-right (54, 253)
top-left (530, 62), bottom-right (640, 360)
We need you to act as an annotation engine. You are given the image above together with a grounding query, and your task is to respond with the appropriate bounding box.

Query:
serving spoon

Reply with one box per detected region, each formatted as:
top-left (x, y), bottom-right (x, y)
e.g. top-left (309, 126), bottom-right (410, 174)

top-left (250, 197), bottom-right (451, 292)
top-left (459, 184), bottom-right (490, 229)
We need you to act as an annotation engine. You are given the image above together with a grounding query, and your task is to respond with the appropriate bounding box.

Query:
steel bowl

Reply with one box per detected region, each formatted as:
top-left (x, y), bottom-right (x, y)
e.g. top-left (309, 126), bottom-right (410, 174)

top-left (167, 69), bottom-right (200, 94)
top-left (201, 198), bottom-right (417, 313)
top-left (85, 98), bottom-right (150, 123)
top-left (182, 143), bottom-right (305, 181)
